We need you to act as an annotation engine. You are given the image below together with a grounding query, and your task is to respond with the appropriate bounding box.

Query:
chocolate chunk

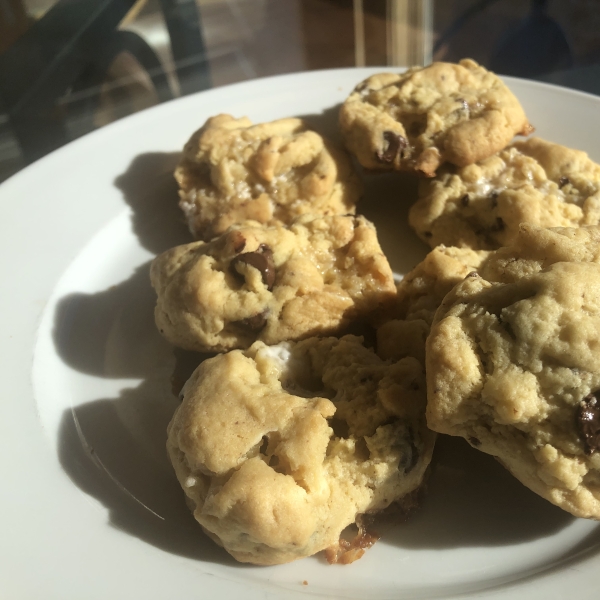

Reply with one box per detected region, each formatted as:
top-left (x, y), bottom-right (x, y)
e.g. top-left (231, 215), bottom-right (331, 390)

top-left (460, 194), bottom-right (470, 206)
top-left (559, 176), bottom-right (570, 188)
top-left (230, 244), bottom-right (276, 289)
top-left (233, 310), bottom-right (268, 332)
top-left (576, 393), bottom-right (600, 454)
top-left (376, 131), bottom-right (408, 163)
top-left (490, 191), bottom-right (499, 208)
top-left (468, 436), bottom-right (481, 447)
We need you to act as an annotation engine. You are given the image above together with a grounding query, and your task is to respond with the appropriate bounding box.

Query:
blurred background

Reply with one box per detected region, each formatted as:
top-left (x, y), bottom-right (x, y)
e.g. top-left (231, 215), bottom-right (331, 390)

top-left (1, 0), bottom-right (599, 182)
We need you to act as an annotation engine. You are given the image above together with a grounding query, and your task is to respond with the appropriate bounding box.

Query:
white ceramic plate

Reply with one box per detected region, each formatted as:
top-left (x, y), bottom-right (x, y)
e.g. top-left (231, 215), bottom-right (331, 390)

top-left (2, 68), bottom-right (600, 600)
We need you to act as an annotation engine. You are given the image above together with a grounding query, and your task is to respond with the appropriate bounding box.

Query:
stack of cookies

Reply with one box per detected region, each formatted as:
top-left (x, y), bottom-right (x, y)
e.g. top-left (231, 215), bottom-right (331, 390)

top-left (151, 58), bottom-right (600, 566)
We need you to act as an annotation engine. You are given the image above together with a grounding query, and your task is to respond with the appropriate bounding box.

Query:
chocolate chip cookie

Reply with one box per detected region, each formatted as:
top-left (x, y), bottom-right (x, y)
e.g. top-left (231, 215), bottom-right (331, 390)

top-left (339, 59), bottom-right (532, 177)
top-left (427, 224), bottom-right (600, 518)
top-left (151, 214), bottom-right (396, 352)
top-left (377, 245), bottom-right (489, 364)
top-left (167, 335), bottom-right (435, 564)
top-left (409, 137), bottom-right (600, 250)
top-left (175, 114), bottom-right (362, 240)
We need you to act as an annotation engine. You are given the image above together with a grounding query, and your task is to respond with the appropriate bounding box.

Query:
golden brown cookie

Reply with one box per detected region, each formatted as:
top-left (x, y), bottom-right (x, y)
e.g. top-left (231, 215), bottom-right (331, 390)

top-left (427, 224), bottom-right (600, 519)
top-left (151, 214), bottom-right (396, 352)
top-left (409, 137), bottom-right (600, 250)
top-left (339, 59), bottom-right (532, 177)
top-left (377, 245), bottom-right (489, 364)
top-left (167, 335), bottom-right (435, 564)
top-left (175, 114), bottom-right (361, 240)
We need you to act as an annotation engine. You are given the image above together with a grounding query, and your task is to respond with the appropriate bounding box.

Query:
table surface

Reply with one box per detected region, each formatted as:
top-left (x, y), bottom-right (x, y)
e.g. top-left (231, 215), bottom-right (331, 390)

top-left (0, 0), bottom-right (599, 181)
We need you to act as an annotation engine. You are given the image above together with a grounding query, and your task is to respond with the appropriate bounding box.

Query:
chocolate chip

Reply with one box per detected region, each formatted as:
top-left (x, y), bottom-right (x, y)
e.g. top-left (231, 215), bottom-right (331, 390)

top-left (490, 191), bottom-right (499, 209)
top-left (423, 231), bottom-right (432, 238)
top-left (460, 194), bottom-right (470, 206)
top-left (468, 436), bottom-right (481, 446)
top-left (233, 310), bottom-right (268, 332)
top-left (576, 393), bottom-right (600, 454)
top-left (376, 131), bottom-right (408, 163)
top-left (230, 244), bottom-right (276, 289)
top-left (559, 176), bottom-right (570, 188)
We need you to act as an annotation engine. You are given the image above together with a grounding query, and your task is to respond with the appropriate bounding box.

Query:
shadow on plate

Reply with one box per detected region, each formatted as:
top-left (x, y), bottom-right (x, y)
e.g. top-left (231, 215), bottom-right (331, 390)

top-left (57, 382), bottom-right (240, 565)
top-left (114, 151), bottom-right (191, 255)
top-left (384, 435), bottom-right (576, 549)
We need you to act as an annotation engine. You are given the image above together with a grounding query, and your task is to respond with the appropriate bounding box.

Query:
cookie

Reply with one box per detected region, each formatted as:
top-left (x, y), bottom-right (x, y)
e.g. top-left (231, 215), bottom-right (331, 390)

top-left (409, 137), bottom-right (600, 250)
top-left (151, 214), bottom-right (396, 352)
top-left (175, 114), bottom-right (362, 240)
top-left (377, 245), bottom-right (489, 364)
top-left (167, 335), bottom-right (435, 564)
top-left (339, 59), bottom-right (532, 177)
top-left (426, 224), bottom-right (600, 518)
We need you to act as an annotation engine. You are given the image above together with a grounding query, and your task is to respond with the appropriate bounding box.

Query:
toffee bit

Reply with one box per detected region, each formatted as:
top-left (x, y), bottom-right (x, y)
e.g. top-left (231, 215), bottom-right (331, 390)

top-left (230, 231), bottom-right (246, 253)
top-left (558, 176), bottom-right (570, 188)
top-left (376, 131), bottom-right (408, 163)
top-left (230, 244), bottom-right (276, 289)
top-left (576, 393), bottom-right (600, 454)
top-left (324, 525), bottom-right (379, 564)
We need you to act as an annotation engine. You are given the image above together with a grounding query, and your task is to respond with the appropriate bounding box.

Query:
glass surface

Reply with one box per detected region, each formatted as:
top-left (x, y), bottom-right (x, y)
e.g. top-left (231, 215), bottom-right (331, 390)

top-left (1, 0), bottom-right (598, 181)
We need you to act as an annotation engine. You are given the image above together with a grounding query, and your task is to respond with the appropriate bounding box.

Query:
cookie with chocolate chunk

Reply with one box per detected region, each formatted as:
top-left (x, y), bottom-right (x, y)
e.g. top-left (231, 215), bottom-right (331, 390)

top-left (167, 335), bottom-right (435, 564)
top-left (151, 214), bottom-right (396, 352)
top-left (426, 224), bottom-right (600, 519)
top-left (339, 59), bottom-right (531, 177)
top-left (409, 137), bottom-right (600, 250)
top-left (175, 114), bottom-right (361, 240)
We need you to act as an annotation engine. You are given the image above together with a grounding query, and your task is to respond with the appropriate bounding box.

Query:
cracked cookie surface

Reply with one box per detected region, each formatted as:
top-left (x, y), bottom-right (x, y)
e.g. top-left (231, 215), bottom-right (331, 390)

top-left (377, 245), bottom-right (489, 364)
top-left (151, 214), bottom-right (396, 352)
top-left (409, 137), bottom-right (600, 250)
top-left (426, 224), bottom-right (600, 518)
top-left (167, 335), bottom-right (435, 564)
top-left (339, 59), bottom-right (531, 177)
top-left (175, 114), bottom-right (361, 240)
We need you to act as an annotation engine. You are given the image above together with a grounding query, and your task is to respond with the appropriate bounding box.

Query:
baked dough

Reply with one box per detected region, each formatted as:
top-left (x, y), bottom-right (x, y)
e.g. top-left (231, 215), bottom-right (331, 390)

top-left (175, 114), bottom-right (361, 240)
top-left (427, 224), bottom-right (600, 519)
top-left (167, 335), bottom-right (435, 564)
top-left (151, 214), bottom-right (396, 352)
top-left (339, 59), bottom-right (531, 176)
top-left (409, 137), bottom-right (600, 249)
